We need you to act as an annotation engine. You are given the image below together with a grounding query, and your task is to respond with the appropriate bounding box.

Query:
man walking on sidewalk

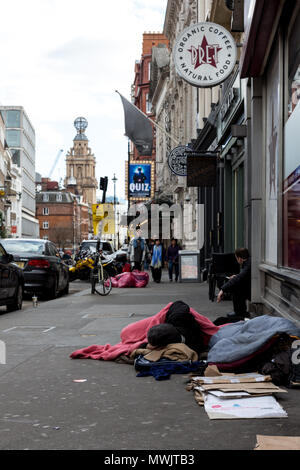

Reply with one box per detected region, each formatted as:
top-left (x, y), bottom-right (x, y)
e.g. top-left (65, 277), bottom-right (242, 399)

top-left (166, 239), bottom-right (180, 282)
top-left (129, 228), bottom-right (149, 271)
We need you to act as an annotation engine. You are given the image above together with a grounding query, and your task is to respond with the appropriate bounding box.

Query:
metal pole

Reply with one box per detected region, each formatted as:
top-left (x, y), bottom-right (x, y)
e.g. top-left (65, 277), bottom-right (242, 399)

top-left (112, 174), bottom-right (118, 249)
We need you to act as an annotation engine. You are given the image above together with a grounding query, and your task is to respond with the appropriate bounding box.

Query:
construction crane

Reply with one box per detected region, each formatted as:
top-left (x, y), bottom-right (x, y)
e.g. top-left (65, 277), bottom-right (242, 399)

top-left (49, 149), bottom-right (64, 179)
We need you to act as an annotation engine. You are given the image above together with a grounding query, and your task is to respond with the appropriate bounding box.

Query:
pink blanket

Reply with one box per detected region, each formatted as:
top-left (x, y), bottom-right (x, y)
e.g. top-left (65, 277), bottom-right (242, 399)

top-left (70, 302), bottom-right (221, 361)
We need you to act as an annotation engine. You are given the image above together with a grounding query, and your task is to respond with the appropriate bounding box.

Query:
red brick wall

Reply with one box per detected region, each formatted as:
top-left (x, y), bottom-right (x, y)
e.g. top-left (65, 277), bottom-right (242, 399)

top-left (36, 200), bottom-right (89, 250)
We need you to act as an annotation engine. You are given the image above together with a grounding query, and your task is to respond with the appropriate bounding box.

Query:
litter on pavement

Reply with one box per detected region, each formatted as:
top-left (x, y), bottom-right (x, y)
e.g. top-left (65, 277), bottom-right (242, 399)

top-left (187, 368), bottom-right (288, 419)
top-left (254, 435), bottom-right (300, 450)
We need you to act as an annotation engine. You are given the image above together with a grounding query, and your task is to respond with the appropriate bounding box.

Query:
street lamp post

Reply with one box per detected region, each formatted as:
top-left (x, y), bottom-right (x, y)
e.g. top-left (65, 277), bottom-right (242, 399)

top-left (112, 174), bottom-right (118, 207)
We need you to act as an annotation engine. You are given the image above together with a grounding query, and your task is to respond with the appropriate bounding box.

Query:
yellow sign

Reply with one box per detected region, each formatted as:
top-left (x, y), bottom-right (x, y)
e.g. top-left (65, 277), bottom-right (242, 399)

top-left (0, 190), bottom-right (5, 197)
top-left (92, 204), bottom-right (115, 235)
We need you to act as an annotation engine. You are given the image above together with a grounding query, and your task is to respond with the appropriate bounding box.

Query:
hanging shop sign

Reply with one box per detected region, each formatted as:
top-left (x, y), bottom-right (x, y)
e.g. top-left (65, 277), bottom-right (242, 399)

top-left (168, 146), bottom-right (192, 176)
top-left (187, 152), bottom-right (218, 187)
top-left (174, 22), bottom-right (237, 88)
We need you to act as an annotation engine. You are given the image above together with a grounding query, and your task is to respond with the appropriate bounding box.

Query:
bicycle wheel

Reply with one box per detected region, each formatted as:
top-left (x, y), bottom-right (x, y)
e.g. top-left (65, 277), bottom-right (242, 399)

top-left (94, 269), bottom-right (112, 296)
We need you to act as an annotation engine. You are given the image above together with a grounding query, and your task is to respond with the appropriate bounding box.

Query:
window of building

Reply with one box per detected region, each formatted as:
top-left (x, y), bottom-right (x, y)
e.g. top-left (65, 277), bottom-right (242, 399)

top-left (6, 110), bottom-right (21, 128)
top-left (43, 194), bottom-right (49, 202)
top-left (11, 149), bottom-right (20, 166)
top-left (283, 7), bottom-right (300, 270)
top-left (56, 193), bottom-right (62, 202)
top-left (6, 129), bottom-right (21, 147)
top-left (43, 207), bottom-right (49, 215)
top-left (146, 94), bottom-right (152, 114)
top-left (43, 236), bottom-right (49, 240)
top-left (43, 221), bottom-right (49, 230)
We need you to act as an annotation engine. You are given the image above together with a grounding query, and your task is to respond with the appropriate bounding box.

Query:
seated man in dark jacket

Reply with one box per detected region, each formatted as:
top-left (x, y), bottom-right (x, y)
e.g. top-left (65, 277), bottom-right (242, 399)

top-left (217, 248), bottom-right (251, 318)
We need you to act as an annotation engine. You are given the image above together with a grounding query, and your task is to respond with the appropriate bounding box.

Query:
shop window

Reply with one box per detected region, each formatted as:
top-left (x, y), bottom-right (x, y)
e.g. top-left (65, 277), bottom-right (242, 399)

top-left (283, 8), bottom-right (300, 270)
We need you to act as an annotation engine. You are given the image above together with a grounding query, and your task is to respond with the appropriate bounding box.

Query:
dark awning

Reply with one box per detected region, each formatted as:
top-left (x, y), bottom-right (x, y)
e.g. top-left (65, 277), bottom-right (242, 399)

top-left (240, 0), bottom-right (287, 78)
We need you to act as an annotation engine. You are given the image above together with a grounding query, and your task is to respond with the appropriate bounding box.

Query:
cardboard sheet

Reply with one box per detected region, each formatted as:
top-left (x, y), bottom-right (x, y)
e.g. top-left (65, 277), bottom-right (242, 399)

top-left (191, 372), bottom-right (272, 385)
top-left (204, 395), bottom-right (288, 420)
top-left (255, 435), bottom-right (300, 450)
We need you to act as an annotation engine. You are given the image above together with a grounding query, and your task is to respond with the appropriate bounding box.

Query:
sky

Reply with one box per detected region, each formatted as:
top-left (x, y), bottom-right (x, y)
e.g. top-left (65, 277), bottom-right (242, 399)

top-left (0, 0), bottom-right (168, 201)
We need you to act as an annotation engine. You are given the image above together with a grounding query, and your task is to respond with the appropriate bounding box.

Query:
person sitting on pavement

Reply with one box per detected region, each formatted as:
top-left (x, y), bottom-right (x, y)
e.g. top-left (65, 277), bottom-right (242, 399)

top-left (217, 248), bottom-right (251, 319)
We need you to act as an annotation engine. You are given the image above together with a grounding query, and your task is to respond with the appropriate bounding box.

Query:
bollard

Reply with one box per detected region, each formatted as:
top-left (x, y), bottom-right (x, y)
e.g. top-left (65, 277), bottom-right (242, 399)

top-left (32, 295), bottom-right (38, 308)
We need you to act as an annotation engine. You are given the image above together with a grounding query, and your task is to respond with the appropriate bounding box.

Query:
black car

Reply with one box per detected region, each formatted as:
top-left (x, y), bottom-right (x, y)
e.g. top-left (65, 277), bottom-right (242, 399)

top-left (79, 240), bottom-right (115, 257)
top-left (1, 239), bottom-right (69, 300)
top-left (0, 242), bottom-right (24, 312)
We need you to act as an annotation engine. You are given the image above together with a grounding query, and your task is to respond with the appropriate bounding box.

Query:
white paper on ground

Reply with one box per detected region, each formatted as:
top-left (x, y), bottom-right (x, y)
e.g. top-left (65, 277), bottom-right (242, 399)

top-left (195, 386), bottom-right (250, 398)
top-left (207, 390), bottom-right (251, 398)
top-left (204, 394), bottom-right (288, 420)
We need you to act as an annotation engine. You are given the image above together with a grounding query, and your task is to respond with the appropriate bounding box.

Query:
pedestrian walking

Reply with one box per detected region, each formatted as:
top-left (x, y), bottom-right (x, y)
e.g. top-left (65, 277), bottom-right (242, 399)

top-left (128, 228), bottom-right (149, 271)
top-left (166, 238), bottom-right (180, 282)
top-left (150, 240), bottom-right (164, 283)
top-left (217, 247), bottom-right (251, 317)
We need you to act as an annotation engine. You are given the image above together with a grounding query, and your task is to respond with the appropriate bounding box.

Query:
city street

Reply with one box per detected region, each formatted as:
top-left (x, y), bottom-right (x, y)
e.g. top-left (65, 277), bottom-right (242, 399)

top-left (0, 275), bottom-right (299, 451)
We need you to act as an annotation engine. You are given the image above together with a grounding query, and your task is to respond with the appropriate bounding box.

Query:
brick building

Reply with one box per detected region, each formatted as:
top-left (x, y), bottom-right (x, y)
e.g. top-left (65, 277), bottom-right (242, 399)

top-left (36, 178), bottom-right (89, 251)
top-left (132, 32), bottom-right (169, 163)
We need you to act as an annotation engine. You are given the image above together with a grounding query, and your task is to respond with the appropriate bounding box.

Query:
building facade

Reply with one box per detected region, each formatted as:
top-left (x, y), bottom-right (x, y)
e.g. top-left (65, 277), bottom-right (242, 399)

top-left (150, 0), bottom-right (300, 323)
top-left (0, 106), bottom-right (39, 238)
top-left (151, 0), bottom-right (216, 251)
top-left (0, 110), bottom-right (22, 238)
top-left (36, 178), bottom-right (89, 251)
top-left (239, 0), bottom-right (300, 323)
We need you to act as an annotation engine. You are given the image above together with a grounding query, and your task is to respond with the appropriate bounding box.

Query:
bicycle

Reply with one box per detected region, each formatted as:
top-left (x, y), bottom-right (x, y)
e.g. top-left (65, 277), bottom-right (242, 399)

top-left (91, 252), bottom-right (112, 296)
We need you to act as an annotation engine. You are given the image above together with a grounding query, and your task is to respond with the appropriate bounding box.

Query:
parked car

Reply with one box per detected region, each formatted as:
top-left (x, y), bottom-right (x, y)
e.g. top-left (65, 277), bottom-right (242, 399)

top-left (120, 244), bottom-right (129, 253)
top-left (79, 240), bottom-right (115, 257)
top-left (1, 239), bottom-right (69, 300)
top-left (0, 242), bottom-right (24, 312)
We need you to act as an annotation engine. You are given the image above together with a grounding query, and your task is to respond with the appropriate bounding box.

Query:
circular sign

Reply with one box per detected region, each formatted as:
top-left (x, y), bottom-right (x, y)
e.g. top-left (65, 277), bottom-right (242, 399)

top-left (174, 22), bottom-right (237, 88)
top-left (168, 146), bottom-right (191, 176)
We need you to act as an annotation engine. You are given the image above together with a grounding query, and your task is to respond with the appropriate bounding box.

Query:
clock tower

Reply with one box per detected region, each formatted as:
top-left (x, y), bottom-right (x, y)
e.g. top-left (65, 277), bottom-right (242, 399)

top-left (65, 117), bottom-right (98, 206)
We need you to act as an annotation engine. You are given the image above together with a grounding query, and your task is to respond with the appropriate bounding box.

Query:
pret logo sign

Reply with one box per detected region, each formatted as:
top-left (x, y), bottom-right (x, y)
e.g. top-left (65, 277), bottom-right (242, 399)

top-left (174, 22), bottom-right (237, 88)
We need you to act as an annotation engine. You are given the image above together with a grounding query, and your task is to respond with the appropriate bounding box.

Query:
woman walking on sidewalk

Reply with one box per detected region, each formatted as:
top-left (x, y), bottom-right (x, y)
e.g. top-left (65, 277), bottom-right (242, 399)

top-left (150, 240), bottom-right (164, 283)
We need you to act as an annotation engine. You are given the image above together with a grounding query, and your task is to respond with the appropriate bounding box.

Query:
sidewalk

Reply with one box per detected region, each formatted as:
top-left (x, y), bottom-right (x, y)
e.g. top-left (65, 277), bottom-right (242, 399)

top-left (0, 274), bottom-right (299, 450)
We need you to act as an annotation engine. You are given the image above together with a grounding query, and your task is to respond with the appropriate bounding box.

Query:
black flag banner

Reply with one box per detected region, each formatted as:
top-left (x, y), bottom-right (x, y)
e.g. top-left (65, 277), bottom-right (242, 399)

top-left (116, 91), bottom-right (153, 156)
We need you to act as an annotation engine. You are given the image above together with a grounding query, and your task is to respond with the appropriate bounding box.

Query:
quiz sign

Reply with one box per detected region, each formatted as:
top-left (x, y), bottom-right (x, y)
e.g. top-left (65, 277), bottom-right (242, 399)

top-left (174, 22), bottom-right (237, 88)
top-left (129, 163), bottom-right (152, 198)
